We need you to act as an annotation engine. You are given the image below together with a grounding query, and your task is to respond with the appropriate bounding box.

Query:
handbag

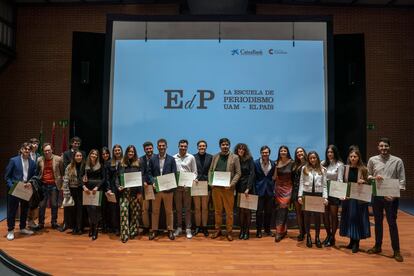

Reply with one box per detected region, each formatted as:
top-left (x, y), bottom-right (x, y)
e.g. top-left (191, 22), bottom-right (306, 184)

top-left (62, 196), bottom-right (75, 207)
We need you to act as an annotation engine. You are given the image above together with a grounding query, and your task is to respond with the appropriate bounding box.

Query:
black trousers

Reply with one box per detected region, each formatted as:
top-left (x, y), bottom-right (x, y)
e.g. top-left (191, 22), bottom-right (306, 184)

top-left (69, 187), bottom-right (83, 230)
top-left (372, 196), bottom-right (400, 251)
top-left (7, 193), bottom-right (29, 231)
top-left (256, 195), bottom-right (274, 231)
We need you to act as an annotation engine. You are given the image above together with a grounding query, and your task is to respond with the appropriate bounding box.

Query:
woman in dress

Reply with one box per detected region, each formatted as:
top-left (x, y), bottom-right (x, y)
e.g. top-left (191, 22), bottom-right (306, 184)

top-left (83, 149), bottom-right (105, 240)
top-left (273, 145), bottom-right (294, 242)
top-left (291, 147), bottom-right (307, 241)
top-left (298, 151), bottom-right (328, 248)
top-left (234, 143), bottom-right (255, 240)
top-left (321, 145), bottom-right (344, 247)
top-left (339, 147), bottom-right (370, 253)
top-left (62, 150), bottom-right (85, 235)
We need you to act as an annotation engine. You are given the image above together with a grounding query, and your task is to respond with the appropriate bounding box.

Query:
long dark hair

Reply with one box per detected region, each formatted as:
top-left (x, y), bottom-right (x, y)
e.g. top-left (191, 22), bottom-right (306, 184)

top-left (67, 150), bottom-right (84, 176)
top-left (293, 147), bottom-right (307, 172)
top-left (276, 145), bottom-right (292, 165)
top-left (324, 144), bottom-right (342, 167)
top-left (101, 146), bottom-right (111, 163)
top-left (110, 144), bottom-right (123, 167)
top-left (121, 145), bottom-right (139, 168)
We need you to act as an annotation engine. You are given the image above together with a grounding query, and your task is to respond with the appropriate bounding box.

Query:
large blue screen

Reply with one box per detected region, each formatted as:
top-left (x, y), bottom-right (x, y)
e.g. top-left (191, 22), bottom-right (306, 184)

top-left (111, 39), bottom-right (326, 158)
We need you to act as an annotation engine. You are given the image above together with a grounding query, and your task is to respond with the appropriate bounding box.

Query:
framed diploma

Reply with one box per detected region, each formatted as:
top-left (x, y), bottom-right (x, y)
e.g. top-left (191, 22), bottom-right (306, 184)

top-left (328, 180), bottom-right (348, 199)
top-left (144, 185), bottom-right (155, 200)
top-left (105, 192), bottom-right (117, 203)
top-left (237, 193), bottom-right (259, 211)
top-left (212, 171), bottom-right (231, 187)
top-left (303, 195), bottom-right (325, 213)
top-left (349, 182), bottom-right (372, 202)
top-left (177, 171), bottom-right (196, 187)
top-left (9, 181), bottom-right (33, 201)
top-left (121, 172), bottom-right (143, 188)
top-left (191, 181), bottom-right (208, 196)
top-left (82, 191), bottom-right (102, 206)
top-left (155, 173), bottom-right (177, 192)
top-left (373, 178), bottom-right (400, 197)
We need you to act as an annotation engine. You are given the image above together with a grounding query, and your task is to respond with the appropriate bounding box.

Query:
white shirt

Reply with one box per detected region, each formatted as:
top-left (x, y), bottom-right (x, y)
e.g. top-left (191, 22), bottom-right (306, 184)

top-left (159, 154), bottom-right (166, 175)
top-left (174, 152), bottom-right (197, 176)
top-left (299, 167), bottom-right (328, 198)
top-left (260, 158), bottom-right (272, 176)
top-left (21, 155), bottom-right (29, 182)
top-left (323, 160), bottom-right (344, 182)
top-left (368, 154), bottom-right (406, 190)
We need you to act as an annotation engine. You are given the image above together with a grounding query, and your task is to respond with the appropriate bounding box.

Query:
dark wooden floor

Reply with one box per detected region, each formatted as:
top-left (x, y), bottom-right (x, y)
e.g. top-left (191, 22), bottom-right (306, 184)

top-left (1, 209), bottom-right (413, 275)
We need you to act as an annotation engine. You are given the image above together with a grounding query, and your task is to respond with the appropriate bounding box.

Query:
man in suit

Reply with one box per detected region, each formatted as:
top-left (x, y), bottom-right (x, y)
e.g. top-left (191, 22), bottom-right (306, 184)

top-left (37, 143), bottom-right (64, 230)
top-left (193, 140), bottom-right (213, 237)
top-left (209, 138), bottom-right (241, 241)
top-left (139, 141), bottom-right (154, 235)
top-left (254, 145), bottom-right (275, 238)
top-left (4, 142), bottom-right (37, 240)
top-left (147, 138), bottom-right (177, 240)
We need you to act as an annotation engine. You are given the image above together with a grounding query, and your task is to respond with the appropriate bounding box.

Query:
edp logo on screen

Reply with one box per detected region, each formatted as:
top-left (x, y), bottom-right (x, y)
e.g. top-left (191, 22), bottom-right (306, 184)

top-left (164, 89), bottom-right (215, 110)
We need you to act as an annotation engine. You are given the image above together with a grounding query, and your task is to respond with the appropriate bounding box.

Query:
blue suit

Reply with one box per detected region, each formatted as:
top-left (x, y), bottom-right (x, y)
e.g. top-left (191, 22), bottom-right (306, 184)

top-left (4, 155), bottom-right (36, 231)
top-left (147, 154), bottom-right (177, 192)
top-left (254, 158), bottom-right (275, 233)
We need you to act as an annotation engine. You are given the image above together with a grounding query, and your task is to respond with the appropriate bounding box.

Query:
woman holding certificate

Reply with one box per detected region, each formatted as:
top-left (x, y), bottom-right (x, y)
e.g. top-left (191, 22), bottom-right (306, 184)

top-left (234, 143), bottom-right (255, 240)
top-left (116, 145), bottom-right (143, 243)
top-left (339, 147), bottom-right (370, 253)
top-left (292, 147), bottom-right (307, 241)
top-left (298, 151), bottom-right (328, 248)
top-left (273, 146), bottom-right (294, 242)
top-left (83, 149), bottom-right (105, 240)
top-left (62, 150), bottom-right (85, 235)
top-left (321, 145), bottom-right (344, 247)
top-left (105, 145), bottom-right (123, 235)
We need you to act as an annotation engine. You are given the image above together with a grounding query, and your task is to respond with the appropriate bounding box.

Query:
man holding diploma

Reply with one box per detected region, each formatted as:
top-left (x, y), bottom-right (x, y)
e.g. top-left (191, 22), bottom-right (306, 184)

top-left (147, 138), bottom-right (177, 240)
top-left (4, 142), bottom-right (36, 241)
top-left (173, 139), bottom-right (197, 239)
top-left (367, 138), bottom-right (406, 262)
top-left (209, 138), bottom-right (241, 241)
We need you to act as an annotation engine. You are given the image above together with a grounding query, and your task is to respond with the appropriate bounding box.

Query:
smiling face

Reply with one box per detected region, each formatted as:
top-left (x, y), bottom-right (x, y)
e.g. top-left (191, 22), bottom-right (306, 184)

top-left (261, 148), bottom-right (270, 162)
top-left (20, 145), bottom-right (31, 159)
top-left (179, 142), bottom-right (188, 156)
top-left (220, 142), bottom-right (230, 154)
top-left (144, 145), bottom-right (153, 157)
top-left (127, 148), bottom-right (135, 159)
top-left (102, 151), bottom-right (110, 161)
top-left (43, 145), bottom-right (53, 160)
top-left (327, 148), bottom-right (335, 161)
top-left (89, 150), bottom-right (98, 164)
top-left (279, 148), bottom-right (288, 159)
top-left (378, 141), bottom-right (390, 157)
top-left (308, 153), bottom-right (318, 167)
top-left (296, 148), bottom-right (305, 161)
top-left (74, 151), bottom-right (83, 163)
top-left (113, 146), bottom-right (122, 159)
top-left (198, 142), bottom-right (207, 155)
top-left (158, 141), bottom-right (167, 156)
top-left (237, 147), bottom-right (246, 158)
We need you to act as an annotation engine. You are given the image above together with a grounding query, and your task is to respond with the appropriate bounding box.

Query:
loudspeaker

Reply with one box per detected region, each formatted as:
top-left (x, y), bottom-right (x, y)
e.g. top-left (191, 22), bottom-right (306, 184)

top-left (80, 61), bottom-right (90, 84)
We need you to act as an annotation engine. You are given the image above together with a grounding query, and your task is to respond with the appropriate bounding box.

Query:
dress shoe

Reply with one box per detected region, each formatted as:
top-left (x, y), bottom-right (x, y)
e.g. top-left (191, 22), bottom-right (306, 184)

top-left (227, 233), bottom-right (233, 241)
top-left (211, 230), bottom-right (222, 239)
top-left (306, 234), bottom-right (312, 248)
top-left (51, 223), bottom-right (61, 230)
top-left (367, 245), bottom-right (382, 254)
top-left (315, 236), bottom-right (322, 248)
top-left (203, 227), bottom-right (209, 237)
top-left (193, 227), bottom-right (201, 236)
top-left (352, 240), bottom-right (360, 253)
top-left (91, 225), bottom-right (98, 240)
top-left (239, 228), bottom-right (245, 240)
top-left (72, 229), bottom-right (82, 235)
top-left (243, 230), bottom-right (250, 240)
top-left (168, 230), bottom-right (175, 240)
top-left (149, 231), bottom-right (157, 240)
top-left (297, 233), bottom-right (304, 241)
top-left (394, 251), bottom-right (404, 262)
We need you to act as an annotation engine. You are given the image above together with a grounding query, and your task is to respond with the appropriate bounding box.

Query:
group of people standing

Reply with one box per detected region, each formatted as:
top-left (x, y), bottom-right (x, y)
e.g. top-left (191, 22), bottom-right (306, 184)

top-left (4, 136), bottom-right (406, 262)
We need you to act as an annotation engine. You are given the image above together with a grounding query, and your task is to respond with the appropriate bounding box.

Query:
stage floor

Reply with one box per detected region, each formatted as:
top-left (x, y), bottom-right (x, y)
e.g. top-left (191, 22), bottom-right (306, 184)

top-left (0, 209), bottom-right (413, 275)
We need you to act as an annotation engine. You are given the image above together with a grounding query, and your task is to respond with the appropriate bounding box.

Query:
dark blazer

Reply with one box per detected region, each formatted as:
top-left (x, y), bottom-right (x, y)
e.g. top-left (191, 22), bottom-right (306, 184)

top-left (254, 158), bottom-right (275, 197)
top-left (236, 158), bottom-right (256, 194)
top-left (194, 153), bottom-right (213, 181)
top-left (139, 154), bottom-right (152, 180)
top-left (5, 155), bottom-right (36, 189)
top-left (147, 154), bottom-right (177, 192)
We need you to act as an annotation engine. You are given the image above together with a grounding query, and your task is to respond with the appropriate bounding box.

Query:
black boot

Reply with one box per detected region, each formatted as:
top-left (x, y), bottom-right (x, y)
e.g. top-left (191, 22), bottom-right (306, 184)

top-left (306, 234), bottom-right (312, 248)
top-left (92, 224), bottom-right (98, 240)
top-left (239, 228), bottom-right (244, 239)
top-left (315, 236), bottom-right (322, 248)
top-left (243, 228), bottom-right (250, 240)
top-left (193, 227), bottom-right (201, 236)
top-left (352, 240), bottom-right (360, 253)
top-left (256, 229), bottom-right (262, 238)
top-left (203, 227), bottom-right (209, 237)
top-left (346, 239), bottom-right (354, 249)
top-left (323, 235), bottom-right (332, 247)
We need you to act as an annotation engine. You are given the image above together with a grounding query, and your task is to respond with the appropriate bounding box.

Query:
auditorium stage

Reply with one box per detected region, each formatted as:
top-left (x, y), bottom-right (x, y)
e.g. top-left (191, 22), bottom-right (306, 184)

top-left (0, 209), bottom-right (413, 275)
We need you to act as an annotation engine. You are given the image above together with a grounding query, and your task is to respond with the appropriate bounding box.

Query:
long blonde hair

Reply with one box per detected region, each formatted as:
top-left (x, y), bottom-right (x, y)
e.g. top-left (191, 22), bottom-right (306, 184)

top-left (303, 151), bottom-right (324, 175)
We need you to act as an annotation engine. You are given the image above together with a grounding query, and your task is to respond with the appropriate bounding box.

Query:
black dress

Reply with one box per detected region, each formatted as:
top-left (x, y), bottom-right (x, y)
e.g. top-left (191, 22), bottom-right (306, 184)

top-left (339, 167), bottom-right (371, 240)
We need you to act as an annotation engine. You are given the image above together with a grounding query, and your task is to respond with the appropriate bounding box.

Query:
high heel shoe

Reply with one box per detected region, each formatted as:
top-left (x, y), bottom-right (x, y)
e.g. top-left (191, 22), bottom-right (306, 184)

top-left (352, 240), bottom-right (360, 253)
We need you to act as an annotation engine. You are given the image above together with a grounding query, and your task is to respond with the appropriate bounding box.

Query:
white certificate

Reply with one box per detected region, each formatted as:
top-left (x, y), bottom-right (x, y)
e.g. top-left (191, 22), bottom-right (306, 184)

top-left (155, 173), bottom-right (177, 192)
top-left (82, 191), bottom-right (102, 206)
top-left (105, 192), bottom-right (117, 203)
top-left (349, 182), bottom-right (372, 202)
top-left (304, 196), bottom-right (325, 213)
top-left (191, 181), bottom-right (208, 196)
top-left (177, 171), bottom-right (196, 187)
top-left (328, 180), bottom-right (348, 199)
top-left (212, 171), bottom-right (231, 187)
top-left (144, 185), bottom-right (155, 200)
top-left (238, 193), bottom-right (259, 210)
top-left (375, 178), bottom-right (400, 197)
top-left (123, 172), bottom-right (143, 188)
top-left (9, 181), bottom-right (33, 201)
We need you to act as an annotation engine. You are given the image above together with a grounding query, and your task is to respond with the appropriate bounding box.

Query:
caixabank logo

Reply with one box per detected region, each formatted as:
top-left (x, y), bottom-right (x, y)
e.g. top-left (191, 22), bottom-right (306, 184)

top-left (231, 49), bottom-right (263, 56)
top-left (268, 49), bottom-right (288, 55)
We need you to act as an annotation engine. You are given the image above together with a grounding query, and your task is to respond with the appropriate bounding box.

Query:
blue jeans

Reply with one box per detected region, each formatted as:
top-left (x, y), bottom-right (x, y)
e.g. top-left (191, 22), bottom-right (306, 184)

top-left (39, 185), bottom-right (59, 225)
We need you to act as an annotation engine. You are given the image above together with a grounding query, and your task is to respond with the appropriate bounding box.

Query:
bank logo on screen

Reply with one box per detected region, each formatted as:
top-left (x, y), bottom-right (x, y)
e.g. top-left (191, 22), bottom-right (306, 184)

top-left (268, 49), bottom-right (288, 55)
top-left (231, 49), bottom-right (263, 56)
